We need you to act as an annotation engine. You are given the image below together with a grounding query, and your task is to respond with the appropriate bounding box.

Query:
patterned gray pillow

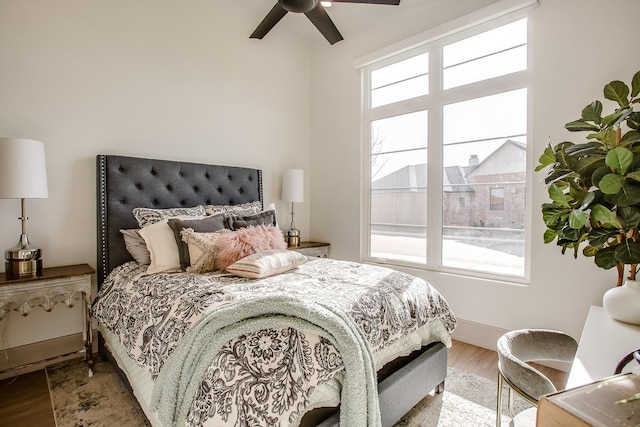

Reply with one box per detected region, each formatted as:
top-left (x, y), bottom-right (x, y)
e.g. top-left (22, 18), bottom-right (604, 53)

top-left (204, 201), bottom-right (262, 217)
top-left (227, 209), bottom-right (277, 230)
top-left (132, 205), bottom-right (206, 228)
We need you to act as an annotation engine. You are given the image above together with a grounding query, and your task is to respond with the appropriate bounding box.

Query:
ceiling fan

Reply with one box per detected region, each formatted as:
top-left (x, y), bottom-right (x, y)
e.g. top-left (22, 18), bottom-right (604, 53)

top-left (250, 0), bottom-right (401, 45)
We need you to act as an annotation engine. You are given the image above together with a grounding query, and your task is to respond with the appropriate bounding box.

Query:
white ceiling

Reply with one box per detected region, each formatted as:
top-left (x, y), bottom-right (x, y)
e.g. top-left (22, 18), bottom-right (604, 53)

top-left (235, 0), bottom-right (466, 44)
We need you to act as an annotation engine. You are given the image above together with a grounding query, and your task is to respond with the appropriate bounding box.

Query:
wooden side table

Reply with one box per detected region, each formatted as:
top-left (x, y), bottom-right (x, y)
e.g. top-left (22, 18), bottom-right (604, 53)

top-left (0, 264), bottom-right (95, 376)
top-left (288, 241), bottom-right (330, 258)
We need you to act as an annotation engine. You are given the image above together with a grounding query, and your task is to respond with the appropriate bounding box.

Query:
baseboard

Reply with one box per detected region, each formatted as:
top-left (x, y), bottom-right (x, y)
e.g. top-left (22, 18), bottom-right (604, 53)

top-left (0, 330), bottom-right (97, 380)
top-left (451, 317), bottom-right (507, 351)
top-left (451, 318), bottom-right (571, 372)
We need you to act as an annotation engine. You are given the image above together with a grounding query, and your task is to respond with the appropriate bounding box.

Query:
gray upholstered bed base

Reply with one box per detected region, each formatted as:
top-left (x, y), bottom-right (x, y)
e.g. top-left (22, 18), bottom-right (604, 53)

top-left (95, 154), bottom-right (447, 426)
top-left (315, 342), bottom-right (447, 427)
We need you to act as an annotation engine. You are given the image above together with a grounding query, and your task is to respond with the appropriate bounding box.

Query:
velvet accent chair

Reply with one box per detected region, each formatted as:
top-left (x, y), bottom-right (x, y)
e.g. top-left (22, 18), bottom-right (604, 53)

top-left (496, 329), bottom-right (578, 426)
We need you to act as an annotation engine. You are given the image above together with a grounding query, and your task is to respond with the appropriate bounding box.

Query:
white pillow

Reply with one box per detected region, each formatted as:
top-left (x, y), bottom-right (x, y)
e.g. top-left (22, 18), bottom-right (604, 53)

top-left (226, 249), bottom-right (308, 279)
top-left (138, 216), bottom-right (199, 274)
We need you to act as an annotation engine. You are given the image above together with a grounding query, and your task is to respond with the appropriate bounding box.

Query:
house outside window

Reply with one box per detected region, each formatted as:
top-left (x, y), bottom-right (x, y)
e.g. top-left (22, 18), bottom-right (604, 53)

top-left (361, 13), bottom-right (530, 280)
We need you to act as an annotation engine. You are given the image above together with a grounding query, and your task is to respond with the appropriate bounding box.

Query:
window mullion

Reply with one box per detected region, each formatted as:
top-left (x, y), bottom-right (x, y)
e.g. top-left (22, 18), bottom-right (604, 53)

top-left (426, 41), bottom-right (443, 269)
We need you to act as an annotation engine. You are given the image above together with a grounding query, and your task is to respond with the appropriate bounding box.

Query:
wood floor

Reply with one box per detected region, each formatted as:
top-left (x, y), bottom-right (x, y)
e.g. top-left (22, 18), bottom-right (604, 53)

top-left (0, 340), bottom-right (567, 426)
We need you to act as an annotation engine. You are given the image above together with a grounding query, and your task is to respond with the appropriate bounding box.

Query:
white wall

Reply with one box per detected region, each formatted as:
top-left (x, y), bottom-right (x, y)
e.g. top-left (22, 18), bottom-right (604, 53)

top-left (0, 0), bottom-right (312, 348)
top-left (310, 0), bottom-right (639, 346)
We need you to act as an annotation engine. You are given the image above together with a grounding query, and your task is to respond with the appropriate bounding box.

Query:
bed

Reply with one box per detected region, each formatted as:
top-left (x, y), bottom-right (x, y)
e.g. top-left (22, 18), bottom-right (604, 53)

top-left (94, 154), bottom-right (456, 427)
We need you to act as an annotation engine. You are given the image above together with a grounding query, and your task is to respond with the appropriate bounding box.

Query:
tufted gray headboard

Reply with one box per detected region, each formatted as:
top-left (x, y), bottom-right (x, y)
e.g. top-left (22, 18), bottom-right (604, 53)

top-left (96, 155), bottom-right (263, 286)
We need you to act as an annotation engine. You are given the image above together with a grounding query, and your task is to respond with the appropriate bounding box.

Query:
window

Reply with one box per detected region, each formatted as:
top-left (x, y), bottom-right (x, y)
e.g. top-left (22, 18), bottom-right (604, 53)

top-left (362, 13), bottom-right (529, 280)
top-left (490, 188), bottom-right (505, 210)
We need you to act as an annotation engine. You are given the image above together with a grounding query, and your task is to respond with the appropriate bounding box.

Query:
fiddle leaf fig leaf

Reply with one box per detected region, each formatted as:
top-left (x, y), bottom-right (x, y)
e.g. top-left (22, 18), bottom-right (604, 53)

top-left (618, 206), bottom-right (640, 229)
top-left (565, 119), bottom-right (600, 132)
top-left (615, 241), bottom-right (640, 264)
top-left (579, 191), bottom-right (596, 210)
top-left (588, 127), bottom-right (618, 148)
top-left (611, 184), bottom-right (640, 206)
top-left (598, 173), bottom-right (623, 194)
top-left (548, 184), bottom-right (570, 207)
top-left (582, 101), bottom-right (603, 124)
top-left (543, 228), bottom-right (557, 244)
top-left (595, 246), bottom-right (618, 269)
top-left (583, 245), bottom-right (598, 257)
top-left (604, 80), bottom-right (630, 107)
top-left (605, 147), bottom-right (633, 174)
top-left (627, 112), bottom-right (640, 130)
top-left (588, 227), bottom-right (616, 248)
top-left (536, 146), bottom-right (556, 171)
top-left (632, 71), bottom-right (640, 98)
top-left (603, 106), bottom-right (632, 128)
top-left (568, 209), bottom-right (586, 229)
top-left (621, 130), bottom-right (640, 145)
top-left (626, 170), bottom-right (640, 182)
top-left (592, 166), bottom-right (612, 187)
top-left (542, 203), bottom-right (568, 227)
top-left (591, 204), bottom-right (621, 228)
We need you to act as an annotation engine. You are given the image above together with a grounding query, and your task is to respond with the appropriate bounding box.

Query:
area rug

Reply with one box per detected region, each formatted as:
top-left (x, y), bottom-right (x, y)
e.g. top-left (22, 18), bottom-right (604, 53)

top-left (47, 358), bottom-right (532, 426)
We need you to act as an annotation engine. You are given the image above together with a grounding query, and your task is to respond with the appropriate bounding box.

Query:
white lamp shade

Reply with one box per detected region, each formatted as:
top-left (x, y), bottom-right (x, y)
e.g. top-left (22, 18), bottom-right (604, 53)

top-left (0, 137), bottom-right (48, 199)
top-left (282, 169), bottom-right (304, 203)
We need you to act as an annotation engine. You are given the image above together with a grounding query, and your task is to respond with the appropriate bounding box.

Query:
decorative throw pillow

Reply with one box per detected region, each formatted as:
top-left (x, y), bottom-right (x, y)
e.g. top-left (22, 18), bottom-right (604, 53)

top-left (226, 249), bottom-right (308, 279)
top-left (226, 209), bottom-right (277, 230)
top-left (120, 229), bottom-right (151, 265)
top-left (204, 200), bottom-right (262, 217)
top-left (181, 228), bottom-right (231, 274)
top-left (133, 205), bottom-right (206, 228)
top-left (138, 217), bottom-right (193, 274)
top-left (167, 214), bottom-right (227, 270)
top-left (215, 225), bottom-right (287, 271)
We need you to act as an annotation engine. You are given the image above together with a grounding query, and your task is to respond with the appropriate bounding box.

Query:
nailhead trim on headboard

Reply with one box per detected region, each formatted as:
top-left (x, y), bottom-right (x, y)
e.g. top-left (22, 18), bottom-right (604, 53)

top-left (96, 155), bottom-right (263, 287)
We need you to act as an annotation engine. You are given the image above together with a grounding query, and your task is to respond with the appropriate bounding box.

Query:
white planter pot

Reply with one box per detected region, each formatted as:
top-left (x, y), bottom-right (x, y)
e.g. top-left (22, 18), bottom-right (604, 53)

top-left (603, 280), bottom-right (640, 325)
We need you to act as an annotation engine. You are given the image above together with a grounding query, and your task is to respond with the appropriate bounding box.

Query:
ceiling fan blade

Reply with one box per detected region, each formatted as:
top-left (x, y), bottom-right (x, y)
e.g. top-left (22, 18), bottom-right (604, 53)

top-left (250, 3), bottom-right (288, 39)
top-left (305, 6), bottom-right (343, 45)
top-left (330, 0), bottom-right (400, 4)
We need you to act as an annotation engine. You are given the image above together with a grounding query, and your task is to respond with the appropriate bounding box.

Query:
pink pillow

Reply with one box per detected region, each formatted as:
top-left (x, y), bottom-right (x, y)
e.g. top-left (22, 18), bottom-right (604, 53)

top-left (215, 225), bottom-right (286, 271)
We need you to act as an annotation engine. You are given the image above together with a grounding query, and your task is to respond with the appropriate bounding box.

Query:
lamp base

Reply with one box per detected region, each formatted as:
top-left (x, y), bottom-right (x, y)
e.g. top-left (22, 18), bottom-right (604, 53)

top-left (5, 238), bottom-right (43, 279)
top-left (285, 228), bottom-right (301, 247)
top-left (5, 259), bottom-right (42, 279)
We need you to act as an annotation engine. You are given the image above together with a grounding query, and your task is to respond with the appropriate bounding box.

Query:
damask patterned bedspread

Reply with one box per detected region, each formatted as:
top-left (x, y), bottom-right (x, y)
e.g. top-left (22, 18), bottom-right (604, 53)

top-left (92, 258), bottom-right (456, 427)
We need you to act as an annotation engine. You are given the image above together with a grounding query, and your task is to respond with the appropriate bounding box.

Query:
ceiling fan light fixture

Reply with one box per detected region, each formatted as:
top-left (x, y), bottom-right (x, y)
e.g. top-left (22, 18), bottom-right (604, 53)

top-left (281, 0), bottom-right (318, 13)
top-left (320, 1), bottom-right (332, 7)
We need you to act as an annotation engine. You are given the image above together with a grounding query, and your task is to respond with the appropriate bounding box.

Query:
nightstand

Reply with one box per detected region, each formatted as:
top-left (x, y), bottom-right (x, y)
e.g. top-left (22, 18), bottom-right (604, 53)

top-left (0, 264), bottom-right (95, 376)
top-left (288, 241), bottom-right (330, 258)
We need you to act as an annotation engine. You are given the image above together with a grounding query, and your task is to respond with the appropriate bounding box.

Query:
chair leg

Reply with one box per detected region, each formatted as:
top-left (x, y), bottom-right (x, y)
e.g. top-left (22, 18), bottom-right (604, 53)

top-left (507, 387), bottom-right (514, 417)
top-left (496, 372), bottom-right (503, 427)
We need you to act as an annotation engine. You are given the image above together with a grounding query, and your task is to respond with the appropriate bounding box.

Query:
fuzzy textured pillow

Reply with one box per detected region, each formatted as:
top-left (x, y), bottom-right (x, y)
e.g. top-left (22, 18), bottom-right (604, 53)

top-left (227, 249), bottom-right (308, 279)
top-left (216, 225), bottom-right (286, 271)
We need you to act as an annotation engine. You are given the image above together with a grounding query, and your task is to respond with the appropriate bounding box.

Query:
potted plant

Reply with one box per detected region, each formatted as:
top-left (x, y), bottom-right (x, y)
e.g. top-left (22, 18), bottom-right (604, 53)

top-left (537, 70), bottom-right (640, 289)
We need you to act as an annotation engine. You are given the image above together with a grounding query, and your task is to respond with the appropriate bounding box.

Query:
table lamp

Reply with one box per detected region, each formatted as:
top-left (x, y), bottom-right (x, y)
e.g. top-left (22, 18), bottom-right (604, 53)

top-left (282, 169), bottom-right (304, 247)
top-left (0, 138), bottom-right (49, 278)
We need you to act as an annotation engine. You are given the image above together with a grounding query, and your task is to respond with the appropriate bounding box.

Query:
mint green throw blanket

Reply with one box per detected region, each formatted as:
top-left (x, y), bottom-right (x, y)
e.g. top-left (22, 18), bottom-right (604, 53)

top-left (150, 295), bottom-right (381, 427)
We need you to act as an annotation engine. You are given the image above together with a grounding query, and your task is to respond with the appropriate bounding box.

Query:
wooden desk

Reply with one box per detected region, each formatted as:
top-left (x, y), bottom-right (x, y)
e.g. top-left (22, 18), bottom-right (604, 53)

top-left (567, 305), bottom-right (640, 389)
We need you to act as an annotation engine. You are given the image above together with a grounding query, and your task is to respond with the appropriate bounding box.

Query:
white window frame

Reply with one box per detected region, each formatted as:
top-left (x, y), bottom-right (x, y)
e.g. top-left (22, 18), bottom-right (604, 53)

top-left (358, 0), bottom-right (537, 284)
